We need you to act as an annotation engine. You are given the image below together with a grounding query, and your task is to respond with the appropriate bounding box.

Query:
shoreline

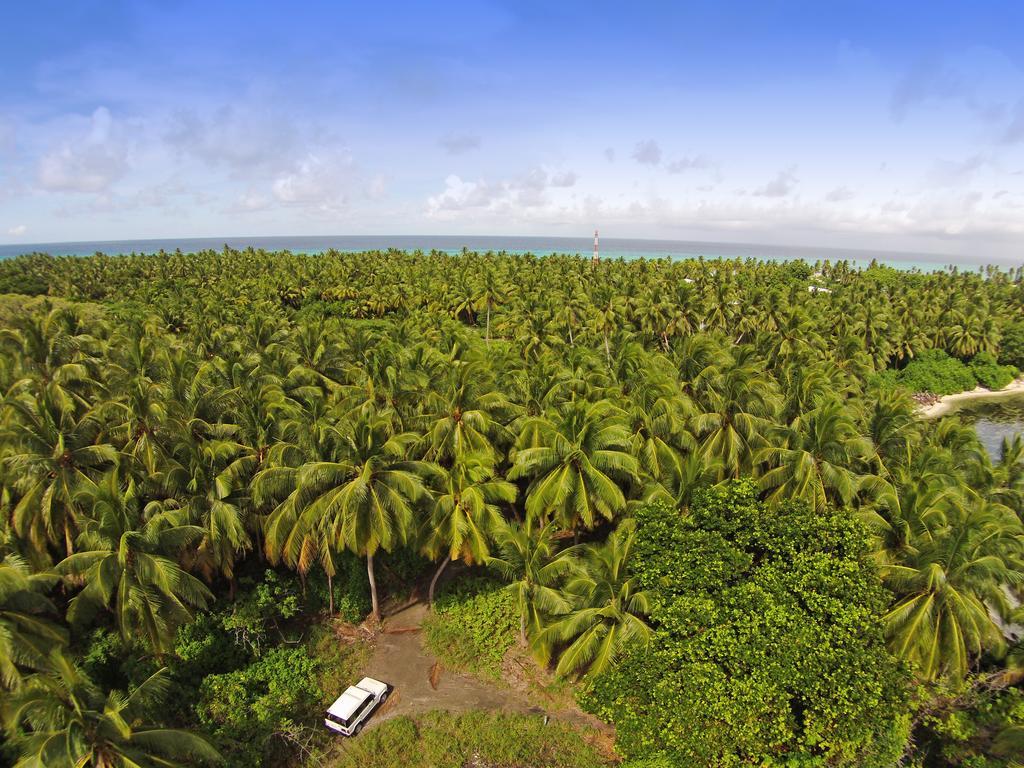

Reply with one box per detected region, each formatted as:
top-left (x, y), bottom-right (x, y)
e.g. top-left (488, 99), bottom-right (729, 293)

top-left (918, 377), bottom-right (1024, 419)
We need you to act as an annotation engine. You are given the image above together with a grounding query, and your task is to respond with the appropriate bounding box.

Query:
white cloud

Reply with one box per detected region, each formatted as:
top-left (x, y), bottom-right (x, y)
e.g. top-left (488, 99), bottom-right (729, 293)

top-left (438, 134), bottom-right (481, 154)
top-left (631, 139), bottom-right (661, 165)
top-left (550, 170), bottom-right (578, 187)
top-left (271, 151), bottom-right (355, 211)
top-left (37, 107), bottom-right (129, 193)
top-left (666, 155), bottom-right (714, 174)
top-left (425, 167), bottom-right (577, 218)
top-left (6, 224), bottom-right (27, 236)
top-left (165, 106), bottom-right (299, 176)
top-left (927, 154), bottom-right (987, 187)
top-left (825, 186), bottom-right (855, 202)
top-left (753, 167), bottom-right (798, 197)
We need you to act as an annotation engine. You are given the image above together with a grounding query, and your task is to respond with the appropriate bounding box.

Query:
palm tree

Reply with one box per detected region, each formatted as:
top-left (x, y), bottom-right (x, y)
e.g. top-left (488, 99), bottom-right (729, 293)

top-left (638, 449), bottom-right (721, 513)
top-left (473, 270), bottom-right (509, 345)
top-left (419, 360), bottom-right (511, 462)
top-left (619, 370), bottom-right (695, 483)
top-left (155, 419), bottom-right (252, 590)
top-left (421, 451), bottom-right (516, 605)
top-left (534, 521), bottom-right (651, 678)
top-left (0, 555), bottom-right (66, 689)
top-left (510, 400), bottom-right (638, 532)
top-left (3, 652), bottom-right (220, 767)
top-left (880, 500), bottom-right (1024, 680)
top-left (487, 520), bottom-right (574, 644)
top-left (691, 354), bottom-right (781, 478)
top-left (289, 412), bottom-right (431, 621)
top-left (756, 399), bottom-right (873, 511)
top-left (55, 472), bottom-right (212, 655)
top-left (0, 303), bottom-right (101, 414)
top-left (3, 393), bottom-right (118, 557)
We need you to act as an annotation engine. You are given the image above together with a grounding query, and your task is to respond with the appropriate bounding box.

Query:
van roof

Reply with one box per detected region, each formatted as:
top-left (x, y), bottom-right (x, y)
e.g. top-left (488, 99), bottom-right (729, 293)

top-left (327, 687), bottom-right (371, 720)
top-left (326, 678), bottom-right (387, 720)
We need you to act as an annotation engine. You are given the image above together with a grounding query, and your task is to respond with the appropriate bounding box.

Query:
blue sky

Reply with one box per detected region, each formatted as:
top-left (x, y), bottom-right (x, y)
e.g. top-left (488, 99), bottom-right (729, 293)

top-left (2, 1), bottom-right (1024, 259)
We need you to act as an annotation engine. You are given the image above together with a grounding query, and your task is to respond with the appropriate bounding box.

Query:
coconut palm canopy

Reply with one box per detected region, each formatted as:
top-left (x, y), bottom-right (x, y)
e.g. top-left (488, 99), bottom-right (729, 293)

top-left (0, 248), bottom-right (1023, 766)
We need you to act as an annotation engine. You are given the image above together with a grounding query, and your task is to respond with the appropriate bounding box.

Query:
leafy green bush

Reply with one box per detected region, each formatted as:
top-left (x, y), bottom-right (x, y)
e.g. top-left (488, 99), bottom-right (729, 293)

top-left (331, 711), bottom-right (610, 768)
top-left (220, 569), bottom-right (302, 654)
top-left (304, 553), bottom-right (372, 623)
top-left (172, 612), bottom-right (249, 690)
top-left (197, 646), bottom-right (322, 767)
top-left (914, 684), bottom-right (1024, 767)
top-left (423, 575), bottom-right (518, 680)
top-left (970, 352), bottom-right (1018, 391)
top-left (582, 483), bottom-right (909, 767)
top-left (998, 320), bottom-right (1024, 369)
top-left (891, 349), bottom-right (977, 395)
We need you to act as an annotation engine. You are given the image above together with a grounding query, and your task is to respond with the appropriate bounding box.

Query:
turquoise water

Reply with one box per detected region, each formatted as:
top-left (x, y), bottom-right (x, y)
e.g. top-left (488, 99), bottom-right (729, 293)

top-left (0, 234), bottom-right (997, 273)
top-left (951, 395), bottom-right (1024, 460)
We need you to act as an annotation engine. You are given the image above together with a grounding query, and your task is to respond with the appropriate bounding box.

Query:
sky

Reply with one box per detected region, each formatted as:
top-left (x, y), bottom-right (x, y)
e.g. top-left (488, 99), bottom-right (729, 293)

top-left (2, 1), bottom-right (1024, 260)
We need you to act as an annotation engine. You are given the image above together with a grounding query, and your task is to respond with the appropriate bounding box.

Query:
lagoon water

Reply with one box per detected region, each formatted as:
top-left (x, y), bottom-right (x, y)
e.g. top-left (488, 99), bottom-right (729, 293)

top-left (951, 396), bottom-right (1024, 460)
top-left (0, 235), bottom-right (999, 273)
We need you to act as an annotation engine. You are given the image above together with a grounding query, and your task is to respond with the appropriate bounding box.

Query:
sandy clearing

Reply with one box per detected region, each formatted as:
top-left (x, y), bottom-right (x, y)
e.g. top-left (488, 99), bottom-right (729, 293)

top-left (918, 377), bottom-right (1024, 419)
top-left (356, 602), bottom-right (543, 729)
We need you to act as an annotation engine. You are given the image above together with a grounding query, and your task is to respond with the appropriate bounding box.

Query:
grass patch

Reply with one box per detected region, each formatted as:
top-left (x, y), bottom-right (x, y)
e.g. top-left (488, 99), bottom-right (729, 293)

top-left (308, 620), bottom-right (372, 696)
top-left (328, 711), bottom-right (611, 768)
top-left (422, 575), bottom-right (518, 680)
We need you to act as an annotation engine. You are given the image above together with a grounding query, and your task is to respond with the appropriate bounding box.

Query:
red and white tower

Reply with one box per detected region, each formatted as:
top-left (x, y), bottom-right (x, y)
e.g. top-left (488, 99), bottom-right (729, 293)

top-left (592, 229), bottom-right (599, 265)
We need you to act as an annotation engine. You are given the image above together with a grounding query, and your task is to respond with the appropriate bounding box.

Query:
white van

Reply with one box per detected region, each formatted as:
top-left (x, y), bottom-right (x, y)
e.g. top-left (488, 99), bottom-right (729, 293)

top-left (324, 677), bottom-right (390, 736)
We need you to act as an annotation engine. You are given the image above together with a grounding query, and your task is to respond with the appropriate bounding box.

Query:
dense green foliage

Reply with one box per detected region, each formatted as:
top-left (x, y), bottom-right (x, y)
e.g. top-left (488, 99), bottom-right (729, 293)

top-left (876, 349), bottom-right (980, 395)
top-left (1000, 320), bottom-right (1024, 369)
top-left (330, 711), bottom-right (611, 768)
top-left (971, 351), bottom-right (1020, 391)
top-left (422, 575), bottom-right (518, 679)
top-left (197, 646), bottom-right (321, 766)
top-left (583, 484), bottom-right (909, 766)
top-left (1, 247), bottom-right (1023, 766)
top-left (874, 347), bottom-right (1019, 395)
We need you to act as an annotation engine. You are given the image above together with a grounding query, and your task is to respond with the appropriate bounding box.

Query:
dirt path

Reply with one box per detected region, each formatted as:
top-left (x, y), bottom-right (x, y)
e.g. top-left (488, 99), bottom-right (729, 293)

top-left (356, 601), bottom-right (604, 735)
top-left (359, 602), bottom-right (539, 728)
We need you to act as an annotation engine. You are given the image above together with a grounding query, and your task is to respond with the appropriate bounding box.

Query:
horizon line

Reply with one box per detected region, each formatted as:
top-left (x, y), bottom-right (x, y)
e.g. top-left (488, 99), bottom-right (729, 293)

top-left (0, 232), bottom-right (999, 264)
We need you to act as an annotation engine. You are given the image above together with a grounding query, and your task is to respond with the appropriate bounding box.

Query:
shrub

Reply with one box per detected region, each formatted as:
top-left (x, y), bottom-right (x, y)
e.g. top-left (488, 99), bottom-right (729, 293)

top-left (197, 646), bottom-right (322, 767)
top-left (220, 569), bottom-right (302, 654)
top-left (304, 553), bottom-right (372, 623)
top-left (970, 351), bottom-right (1018, 391)
top-left (582, 483), bottom-right (910, 767)
top-left (999, 320), bottom-right (1024, 369)
top-left (893, 349), bottom-right (977, 395)
top-left (422, 575), bottom-right (518, 680)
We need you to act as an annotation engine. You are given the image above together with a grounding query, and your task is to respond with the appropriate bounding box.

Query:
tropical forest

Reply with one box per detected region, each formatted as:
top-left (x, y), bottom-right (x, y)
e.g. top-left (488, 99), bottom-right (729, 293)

top-left (1, 247), bottom-right (1023, 768)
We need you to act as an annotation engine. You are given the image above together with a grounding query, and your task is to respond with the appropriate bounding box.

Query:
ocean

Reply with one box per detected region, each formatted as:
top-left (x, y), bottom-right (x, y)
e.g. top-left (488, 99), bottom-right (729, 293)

top-left (0, 234), bottom-right (1012, 273)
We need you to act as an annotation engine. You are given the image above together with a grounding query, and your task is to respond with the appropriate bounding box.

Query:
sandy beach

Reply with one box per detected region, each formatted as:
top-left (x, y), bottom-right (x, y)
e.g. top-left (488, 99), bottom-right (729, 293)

top-left (918, 377), bottom-right (1024, 419)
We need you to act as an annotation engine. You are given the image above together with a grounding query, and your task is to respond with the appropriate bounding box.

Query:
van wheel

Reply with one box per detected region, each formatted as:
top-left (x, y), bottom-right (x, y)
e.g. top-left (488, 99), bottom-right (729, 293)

top-left (354, 723), bottom-right (363, 735)
top-left (381, 691), bottom-right (388, 703)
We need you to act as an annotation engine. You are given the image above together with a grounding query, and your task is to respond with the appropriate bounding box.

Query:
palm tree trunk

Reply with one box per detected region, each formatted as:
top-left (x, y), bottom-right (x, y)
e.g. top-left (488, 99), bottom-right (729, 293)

top-left (520, 611), bottom-right (527, 644)
top-left (327, 570), bottom-right (334, 615)
top-left (428, 558), bottom-right (450, 608)
top-left (604, 332), bottom-right (611, 364)
top-left (485, 304), bottom-right (491, 345)
top-left (367, 553), bottom-right (380, 622)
